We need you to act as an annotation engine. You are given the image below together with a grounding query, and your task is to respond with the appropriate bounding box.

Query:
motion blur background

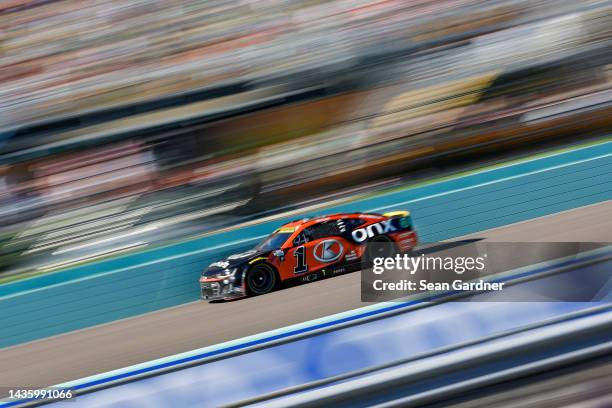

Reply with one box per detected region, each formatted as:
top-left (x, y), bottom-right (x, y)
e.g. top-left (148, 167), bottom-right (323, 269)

top-left (0, 0), bottom-right (611, 277)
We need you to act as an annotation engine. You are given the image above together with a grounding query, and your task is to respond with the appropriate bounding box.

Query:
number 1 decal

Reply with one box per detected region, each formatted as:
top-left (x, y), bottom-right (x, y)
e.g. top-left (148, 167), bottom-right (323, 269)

top-left (294, 246), bottom-right (308, 274)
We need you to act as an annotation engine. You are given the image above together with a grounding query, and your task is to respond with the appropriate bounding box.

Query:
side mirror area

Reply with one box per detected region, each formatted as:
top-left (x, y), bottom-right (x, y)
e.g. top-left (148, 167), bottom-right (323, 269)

top-left (273, 249), bottom-right (285, 261)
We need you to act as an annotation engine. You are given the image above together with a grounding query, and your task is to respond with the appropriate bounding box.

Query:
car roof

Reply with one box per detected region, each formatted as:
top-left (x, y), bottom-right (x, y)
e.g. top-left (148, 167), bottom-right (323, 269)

top-left (278, 212), bottom-right (384, 232)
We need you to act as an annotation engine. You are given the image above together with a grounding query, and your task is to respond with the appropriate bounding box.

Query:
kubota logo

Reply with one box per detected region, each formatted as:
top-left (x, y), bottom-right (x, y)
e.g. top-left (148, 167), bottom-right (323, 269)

top-left (313, 239), bottom-right (344, 263)
top-left (351, 220), bottom-right (396, 242)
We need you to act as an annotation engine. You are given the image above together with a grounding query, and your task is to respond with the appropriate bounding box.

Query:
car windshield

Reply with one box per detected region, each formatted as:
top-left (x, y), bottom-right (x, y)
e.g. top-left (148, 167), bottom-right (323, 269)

top-left (256, 232), bottom-right (292, 251)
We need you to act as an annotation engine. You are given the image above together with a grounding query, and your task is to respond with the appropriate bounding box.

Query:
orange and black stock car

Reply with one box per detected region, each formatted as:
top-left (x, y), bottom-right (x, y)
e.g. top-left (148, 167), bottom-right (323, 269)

top-left (199, 211), bottom-right (417, 300)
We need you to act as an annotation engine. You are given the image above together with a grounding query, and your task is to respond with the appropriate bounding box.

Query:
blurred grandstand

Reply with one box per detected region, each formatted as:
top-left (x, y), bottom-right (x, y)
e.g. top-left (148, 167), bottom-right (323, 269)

top-left (0, 0), bottom-right (611, 276)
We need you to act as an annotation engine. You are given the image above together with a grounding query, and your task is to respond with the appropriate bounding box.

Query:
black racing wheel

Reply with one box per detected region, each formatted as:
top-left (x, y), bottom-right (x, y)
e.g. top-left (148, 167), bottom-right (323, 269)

top-left (365, 235), bottom-right (397, 265)
top-left (246, 263), bottom-right (278, 296)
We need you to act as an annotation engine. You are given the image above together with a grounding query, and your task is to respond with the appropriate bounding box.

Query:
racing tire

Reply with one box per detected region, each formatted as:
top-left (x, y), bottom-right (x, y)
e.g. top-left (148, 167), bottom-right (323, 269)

top-left (246, 263), bottom-right (278, 296)
top-left (364, 235), bottom-right (397, 266)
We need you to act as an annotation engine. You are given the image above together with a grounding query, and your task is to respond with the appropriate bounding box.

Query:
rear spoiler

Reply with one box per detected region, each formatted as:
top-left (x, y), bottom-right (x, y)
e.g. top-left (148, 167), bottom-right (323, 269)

top-left (382, 210), bottom-right (410, 218)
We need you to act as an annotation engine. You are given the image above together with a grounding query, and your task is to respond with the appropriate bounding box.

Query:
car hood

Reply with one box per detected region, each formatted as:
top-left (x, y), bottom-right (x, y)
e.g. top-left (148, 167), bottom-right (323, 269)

top-left (202, 249), bottom-right (269, 276)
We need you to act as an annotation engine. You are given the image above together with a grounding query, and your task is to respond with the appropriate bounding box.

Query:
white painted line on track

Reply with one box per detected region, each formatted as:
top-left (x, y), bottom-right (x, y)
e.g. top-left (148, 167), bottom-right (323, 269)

top-left (369, 152), bottom-right (612, 212)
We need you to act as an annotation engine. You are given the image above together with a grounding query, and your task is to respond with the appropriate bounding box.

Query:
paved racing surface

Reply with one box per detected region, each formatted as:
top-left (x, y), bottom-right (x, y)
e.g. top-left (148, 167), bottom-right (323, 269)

top-left (0, 201), bottom-right (611, 390)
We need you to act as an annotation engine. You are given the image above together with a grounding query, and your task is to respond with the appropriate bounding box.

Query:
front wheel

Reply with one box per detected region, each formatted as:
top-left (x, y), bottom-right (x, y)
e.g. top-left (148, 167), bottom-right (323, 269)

top-left (246, 263), bottom-right (278, 296)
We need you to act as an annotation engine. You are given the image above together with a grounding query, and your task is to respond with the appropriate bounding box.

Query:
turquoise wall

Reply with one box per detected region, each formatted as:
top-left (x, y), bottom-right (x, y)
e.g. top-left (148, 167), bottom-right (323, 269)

top-left (1, 141), bottom-right (610, 347)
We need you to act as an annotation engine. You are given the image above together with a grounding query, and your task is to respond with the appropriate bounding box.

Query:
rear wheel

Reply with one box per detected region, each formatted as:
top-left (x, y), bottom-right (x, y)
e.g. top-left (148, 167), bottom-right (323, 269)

top-left (365, 235), bottom-right (397, 265)
top-left (246, 263), bottom-right (277, 296)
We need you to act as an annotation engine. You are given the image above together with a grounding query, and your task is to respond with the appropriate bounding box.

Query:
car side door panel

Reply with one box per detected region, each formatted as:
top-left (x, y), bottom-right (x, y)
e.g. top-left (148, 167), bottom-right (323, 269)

top-left (280, 236), bottom-right (354, 280)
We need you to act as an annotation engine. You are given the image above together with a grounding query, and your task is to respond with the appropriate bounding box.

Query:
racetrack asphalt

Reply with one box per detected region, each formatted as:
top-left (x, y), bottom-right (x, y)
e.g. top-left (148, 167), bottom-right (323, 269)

top-left (0, 200), bottom-right (611, 391)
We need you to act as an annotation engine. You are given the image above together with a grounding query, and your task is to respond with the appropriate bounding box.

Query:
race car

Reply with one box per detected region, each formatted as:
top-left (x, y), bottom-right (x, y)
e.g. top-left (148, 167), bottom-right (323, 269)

top-left (199, 210), bottom-right (417, 300)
